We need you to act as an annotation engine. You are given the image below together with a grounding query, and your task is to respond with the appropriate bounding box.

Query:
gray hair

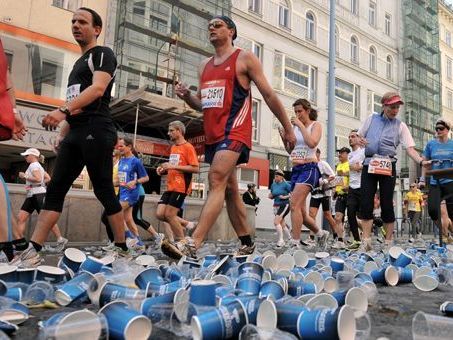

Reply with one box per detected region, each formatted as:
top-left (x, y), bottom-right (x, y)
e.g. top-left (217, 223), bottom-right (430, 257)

top-left (169, 120), bottom-right (186, 135)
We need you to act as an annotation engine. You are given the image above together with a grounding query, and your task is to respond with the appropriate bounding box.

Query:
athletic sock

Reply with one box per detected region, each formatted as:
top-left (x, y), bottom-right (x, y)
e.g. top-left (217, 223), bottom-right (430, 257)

top-left (275, 224), bottom-right (284, 242)
top-left (12, 238), bottom-right (29, 251)
top-left (0, 242), bottom-right (14, 261)
top-left (239, 235), bottom-right (253, 247)
top-left (30, 241), bottom-right (42, 252)
top-left (115, 242), bottom-right (128, 251)
top-left (316, 230), bottom-right (324, 237)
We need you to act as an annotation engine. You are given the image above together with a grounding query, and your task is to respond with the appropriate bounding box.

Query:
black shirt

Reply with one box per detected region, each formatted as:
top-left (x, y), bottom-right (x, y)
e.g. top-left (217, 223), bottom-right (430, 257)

top-left (65, 46), bottom-right (117, 126)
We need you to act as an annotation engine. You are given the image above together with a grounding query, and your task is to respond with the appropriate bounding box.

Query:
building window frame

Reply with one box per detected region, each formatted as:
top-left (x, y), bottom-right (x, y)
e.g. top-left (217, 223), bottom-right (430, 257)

top-left (447, 90), bottom-right (453, 109)
top-left (335, 26), bottom-right (339, 56)
top-left (305, 11), bottom-right (316, 42)
top-left (335, 77), bottom-right (360, 118)
top-left (251, 99), bottom-right (260, 143)
top-left (283, 55), bottom-right (318, 103)
top-left (386, 55), bottom-right (393, 80)
top-left (369, 46), bottom-right (377, 73)
top-left (52, 0), bottom-right (82, 11)
top-left (368, 1), bottom-right (377, 27)
top-left (350, 36), bottom-right (359, 64)
top-left (279, 1), bottom-right (290, 29)
top-left (448, 57), bottom-right (453, 80)
top-left (385, 13), bottom-right (391, 36)
top-left (447, 30), bottom-right (452, 48)
top-left (350, 0), bottom-right (358, 15)
top-left (248, 0), bottom-right (262, 15)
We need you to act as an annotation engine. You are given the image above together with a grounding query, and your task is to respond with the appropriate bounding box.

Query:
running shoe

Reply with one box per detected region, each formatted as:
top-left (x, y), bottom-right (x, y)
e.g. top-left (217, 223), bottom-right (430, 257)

top-left (55, 237), bottom-right (69, 252)
top-left (276, 239), bottom-right (285, 248)
top-left (347, 240), bottom-right (361, 251)
top-left (380, 226), bottom-right (386, 237)
top-left (161, 237), bottom-right (196, 260)
top-left (154, 233), bottom-right (165, 246)
top-left (317, 230), bottom-right (330, 249)
top-left (300, 239), bottom-right (316, 248)
top-left (9, 244), bottom-right (42, 268)
top-left (234, 243), bottom-right (256, 256)
top-left (358, 240), bottom-right (372, 253)
top-left (331, 240), bottom-right (346, 250)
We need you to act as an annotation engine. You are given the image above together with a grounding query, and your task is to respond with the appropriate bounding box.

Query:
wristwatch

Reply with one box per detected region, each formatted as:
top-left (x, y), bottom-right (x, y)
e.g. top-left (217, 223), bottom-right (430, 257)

top-left (58, 106), bottom-right (71, 116)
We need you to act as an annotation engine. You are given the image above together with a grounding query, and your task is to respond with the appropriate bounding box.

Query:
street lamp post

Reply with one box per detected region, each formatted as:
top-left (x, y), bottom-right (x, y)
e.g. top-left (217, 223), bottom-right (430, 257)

top-left (154, 40), bottom-right (167, 91)
top-left (327, 0), bottom-right (336, 167)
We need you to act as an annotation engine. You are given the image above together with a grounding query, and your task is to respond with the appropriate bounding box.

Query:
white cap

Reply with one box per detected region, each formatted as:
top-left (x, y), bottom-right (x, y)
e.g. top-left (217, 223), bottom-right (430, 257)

top-left (20, 148), bottom-right (40, 157)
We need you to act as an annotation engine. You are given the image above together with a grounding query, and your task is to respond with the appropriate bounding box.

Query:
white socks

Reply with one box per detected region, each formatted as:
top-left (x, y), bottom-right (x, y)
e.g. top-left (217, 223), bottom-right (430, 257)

top-left (275, 224), bottom-right (284, 242)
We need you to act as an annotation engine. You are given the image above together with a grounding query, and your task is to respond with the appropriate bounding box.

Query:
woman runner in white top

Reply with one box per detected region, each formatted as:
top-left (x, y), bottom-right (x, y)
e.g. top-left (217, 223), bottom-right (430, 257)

top-left (15, 148), bottom-right (68, 251)
top-left (280, 99), bottom-right (329, 248)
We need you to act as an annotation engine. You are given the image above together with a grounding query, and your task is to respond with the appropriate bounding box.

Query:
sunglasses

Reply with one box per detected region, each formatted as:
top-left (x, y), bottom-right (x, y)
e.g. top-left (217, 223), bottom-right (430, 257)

top-left (208, 21), bottom-right (225, 29)
top-left (435, 126), bottom-right (446, 132)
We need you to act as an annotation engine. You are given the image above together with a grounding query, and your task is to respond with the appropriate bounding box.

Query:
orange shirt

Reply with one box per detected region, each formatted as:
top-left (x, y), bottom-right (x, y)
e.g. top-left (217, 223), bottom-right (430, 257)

top-left (167, 142), bottom-right (199, 194)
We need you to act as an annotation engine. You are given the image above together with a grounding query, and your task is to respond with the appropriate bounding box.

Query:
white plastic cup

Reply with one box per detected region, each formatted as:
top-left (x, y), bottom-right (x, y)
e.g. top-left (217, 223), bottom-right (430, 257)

top-left (412, 311), bottom-right (453, 340)
top-left (238, 324), bottom-right (298, 340)
top-left (336, 271), bottom-right (355, 291)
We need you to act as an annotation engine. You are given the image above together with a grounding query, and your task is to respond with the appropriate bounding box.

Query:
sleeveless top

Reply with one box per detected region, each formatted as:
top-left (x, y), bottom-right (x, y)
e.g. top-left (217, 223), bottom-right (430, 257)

top-left (200, 48), bottom-right (252, 148)
top-left (364, 113), bottom-right (401, 164)
top-left (291, 121), bottom-right (318, 164)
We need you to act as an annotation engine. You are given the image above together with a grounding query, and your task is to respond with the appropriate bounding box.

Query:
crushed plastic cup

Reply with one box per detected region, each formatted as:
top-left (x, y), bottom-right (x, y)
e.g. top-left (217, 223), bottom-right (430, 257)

top-left (412, 311), bottom-right (453, 340)
top-left (305, 293), bottom-right (339, 310)
top-left (0, 296), bottom-right (29, 325)
top-left (39, 309), bottom-right (108, 340)
top-left (238, 324), bottom-right (298, 340)
top-left (336, 271), bottom-right (355, 291)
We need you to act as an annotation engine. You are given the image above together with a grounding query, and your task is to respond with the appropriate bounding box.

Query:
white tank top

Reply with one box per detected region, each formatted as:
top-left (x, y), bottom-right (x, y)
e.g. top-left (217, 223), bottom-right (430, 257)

top-left (290, 121), bottom-right (318, 163)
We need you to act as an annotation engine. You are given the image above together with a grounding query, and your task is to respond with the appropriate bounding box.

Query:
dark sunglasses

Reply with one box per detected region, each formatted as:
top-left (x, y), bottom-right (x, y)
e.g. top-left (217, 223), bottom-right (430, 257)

top-left (208, 21), bottom-right (225, 29)
top-left (435, 126), bottom-right (446, 132)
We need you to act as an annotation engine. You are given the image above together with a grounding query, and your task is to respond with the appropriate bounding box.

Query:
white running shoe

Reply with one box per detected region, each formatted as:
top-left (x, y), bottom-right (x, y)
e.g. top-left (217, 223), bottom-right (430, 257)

top-left (331, 240), bottom-right (346, 250)
top-left (55, 237), bottom-right (69, 252)
top-left (317, 230), bottom-right (330, 249)
top-left (10, 244), bottom-right (42, 268)
top-left (276, 239), bottom-right (285, 248)
top-left (102, 241), bottom-right (116, 252)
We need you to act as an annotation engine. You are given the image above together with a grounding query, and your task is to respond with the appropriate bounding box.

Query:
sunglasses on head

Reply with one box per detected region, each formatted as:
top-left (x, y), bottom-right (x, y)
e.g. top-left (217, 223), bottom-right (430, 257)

top-left (435, 126), bottom-right (446, 132)
top-left (208, 21), bottom-right (225, 29)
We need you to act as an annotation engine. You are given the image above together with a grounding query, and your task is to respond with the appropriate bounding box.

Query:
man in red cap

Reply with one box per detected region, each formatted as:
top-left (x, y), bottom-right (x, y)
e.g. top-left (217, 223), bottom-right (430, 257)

top-left (356, 91), bottom-right (425, 252)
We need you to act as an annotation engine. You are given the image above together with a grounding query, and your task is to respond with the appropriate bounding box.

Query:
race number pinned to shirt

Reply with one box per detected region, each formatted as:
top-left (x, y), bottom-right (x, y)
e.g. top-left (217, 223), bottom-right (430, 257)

top-left (368, 155), bottom-right (392, 176)
top-left (117, 171), bottom-right (127, 186)
top-left (169, 154), bottom-right (180, 166)
top-left (290, 145), bottom-right (308, 162)
top-left (66, 84), bottom-right (81, 102)
top-left (201, 79), bottom-right (226, 109)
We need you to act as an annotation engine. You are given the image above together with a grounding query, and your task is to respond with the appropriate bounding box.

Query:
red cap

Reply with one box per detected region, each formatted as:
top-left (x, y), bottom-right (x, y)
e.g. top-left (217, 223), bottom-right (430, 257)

top-left (383, 95), bottom-right (404, 106)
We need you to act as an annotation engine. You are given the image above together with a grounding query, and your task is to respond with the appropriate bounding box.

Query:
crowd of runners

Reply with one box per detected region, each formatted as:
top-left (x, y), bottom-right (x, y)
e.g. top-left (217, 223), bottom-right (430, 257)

top-left (0, 7), bottom-right (452, 268)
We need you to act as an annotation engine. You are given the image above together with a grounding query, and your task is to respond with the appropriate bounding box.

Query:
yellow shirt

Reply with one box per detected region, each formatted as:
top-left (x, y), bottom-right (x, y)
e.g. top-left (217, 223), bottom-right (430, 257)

top-left (335, 161), bottom-right (349, 195)
top-left (405, 191), bottom-right (423, 212)
top-left (112, 161), bottom-right (119, 196)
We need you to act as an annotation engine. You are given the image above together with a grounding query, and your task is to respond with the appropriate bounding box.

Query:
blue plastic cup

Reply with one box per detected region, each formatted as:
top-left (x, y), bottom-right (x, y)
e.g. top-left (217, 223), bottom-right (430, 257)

top-left (98, 282), bottom-right (146, 307)
top-left (0, 266), bottom-right (17, 283)
top-left (202, 255), bottom-right (218, 268)
top-left (61, 248), bottom-right (86, 273)
top-left (287, 280), bottom-right (316, 297)
top-left (140, 291), bottom-right (177, 322)
top-left (134, 267), bottom-right (165, 290)
top-left (16, 268), bottom-right (36, 284)
top-left (306, 258), bottom-right (317, 268)
top-left (4, 287), bottom-right (22, 302)
top-left (55, 271), bottom-right (96, 306)
top-left (397, 267), bottom-right (414, 284)
top-left (36, 265), bottom-right (66, 284)
top-left (393, 251), bottom-right (413, 268)
top-left (330, 257), bottom-right (345, 273)
top-left (297, 305), bottom-right (356, 340)
top-left (440, 301), bottom-right (453, 317)
top-left (236, 272), bottom-right (262, 295)
top-left (147, 278), bottom-right (189, 296)
top-left (24, 281), bottom-right (54, 304)
top-left (191, 299), bottom-right (248, 340)
top-left (0, 296), bottom-right (29, 324)
top-left (259, 280), bottom-right (285, 300)
top-left (190, 280), bottom-right (217, 306)
top-left (275, 301), bottom-right (308, 335)
top-left (99, 301), bottom-right (152, 340)
top-left (79, 256), bottom-right (104, 274)
top-left (0, 280), bottom-right (6, 296)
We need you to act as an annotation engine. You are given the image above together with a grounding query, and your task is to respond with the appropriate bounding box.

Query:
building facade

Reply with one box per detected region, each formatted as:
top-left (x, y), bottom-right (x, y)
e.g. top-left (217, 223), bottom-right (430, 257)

top-left (439, 0), bottom-right (453, 135)
top-left (0, 0), bottom-right (109, 186)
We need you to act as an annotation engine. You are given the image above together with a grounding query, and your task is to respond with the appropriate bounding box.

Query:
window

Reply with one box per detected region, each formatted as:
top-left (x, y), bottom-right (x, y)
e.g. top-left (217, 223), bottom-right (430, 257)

top-left (386, 55), bottom-right (393, 80)
top-left (368, 91), bottom-right (382, 113)
top-left (351, 0), bottom-right (358, 15)
top-left (350, 36), bottom-right (359, 63)
top-left (279, 1), bottom-right (290, 29)
top-left (335, 78), bottom-right (360, 118)
top-left (335, 26), bottom-right (339, 56)
top-left (448, 57), bottom-right (452, 80)
top-left (283, 56), bottom-right (317, 103)
top-left (236, 37), bottom-right (262, 61)
top-left (447, 90), bottom-right (453, 109)
top-left (248, 0), bottom-right (262, 15)
top-left (4, 51), bottom-right (13, 71)
top-left (369, 1), bottom-right (376, 27)
top-left (52, 0), bottom-right (81, 11)
top-left (447, 30), bottom-right (452, 47)
top-left (385, 13), bottom-right (391, 36)
top-left (306, 12), bottom-right (316, 41)
top-left (238, 168), bottom-right (258, 185)
top-left (369, 46), bottom-right (377, 72)
top-left (251, 99), bottom-right (260, 142)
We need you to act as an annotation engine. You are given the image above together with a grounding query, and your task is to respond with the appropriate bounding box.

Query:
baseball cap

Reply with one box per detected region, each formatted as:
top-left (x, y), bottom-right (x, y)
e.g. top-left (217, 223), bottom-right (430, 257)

top-left (436, 118), bottom-right (451, 130)
top-left (275, 169), bottom-right (284, 177)
top-left (337, 147), bottom-right (351, 154)
top-left (381, 92), bottom-right (404, 106)
top-left (20, 148), bottom-right (40, 157)
top-left (212, 15), bottom-right (237, 41)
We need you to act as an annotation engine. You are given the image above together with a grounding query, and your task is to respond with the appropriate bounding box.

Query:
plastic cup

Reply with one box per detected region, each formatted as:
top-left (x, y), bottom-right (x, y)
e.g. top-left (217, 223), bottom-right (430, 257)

top-left (412, 311), bottom-right (453, 340)
top-left (336, 271), bottom-right (355, 291)
top-left (24, 281), bottom-right (54, 304)
top-left (293, 250), bottom-right (309, 268)
top-left (305, 293), bottom-right (339, 310)
top-left (39, 309), bottom-right (108, 340)
top-left (239, 324), bottom-right (298, 340)
top-left (277, 254), bottom-right (295, 271)
top-left (355, 313), bottom-right (371, 340)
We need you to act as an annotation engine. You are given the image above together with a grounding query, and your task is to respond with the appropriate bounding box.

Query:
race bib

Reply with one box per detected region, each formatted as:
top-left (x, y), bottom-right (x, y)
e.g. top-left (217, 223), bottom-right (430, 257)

top-left (201, 79), bottom-right (226, 109)
top-left (330, 176), bottom-right (345, 187)
top-left (368, 155), bottom-right (392, 176)
top-left (66, 84), bottom-right (81, 102)
top-left (408, 201), bottom-right (416, 210)
top-left (169, 153), bottom-right (180, 166)
top-left (290, 145), bottom-right (308, 161)
top-left (118, 171), bottom-right (127, 185)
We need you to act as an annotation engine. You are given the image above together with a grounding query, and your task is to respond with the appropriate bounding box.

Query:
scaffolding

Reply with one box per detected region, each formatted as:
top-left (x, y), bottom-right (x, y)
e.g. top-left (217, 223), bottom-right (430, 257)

top-left (401, 0), bottom-right (441, 178)
top-left (113, 0), bottom-right (231, 99)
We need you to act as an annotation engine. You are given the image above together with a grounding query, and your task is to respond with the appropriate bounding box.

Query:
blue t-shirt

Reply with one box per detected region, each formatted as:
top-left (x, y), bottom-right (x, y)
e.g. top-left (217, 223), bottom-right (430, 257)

top-left (137, 183), bottom-right (145, 196)
top-left (118, 156), bottom-right (147, 199)
top-left (423, 139), bottom-right (453, 185)
top-left (270, 181), bottom-right (291, 206)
